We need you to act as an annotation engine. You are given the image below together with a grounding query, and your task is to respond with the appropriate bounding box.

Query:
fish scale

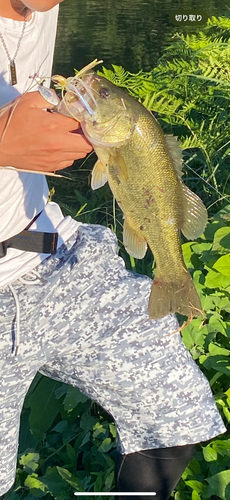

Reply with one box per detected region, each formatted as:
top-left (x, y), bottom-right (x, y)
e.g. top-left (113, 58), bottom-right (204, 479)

top-left (103, 115), bottom-right (184, 278)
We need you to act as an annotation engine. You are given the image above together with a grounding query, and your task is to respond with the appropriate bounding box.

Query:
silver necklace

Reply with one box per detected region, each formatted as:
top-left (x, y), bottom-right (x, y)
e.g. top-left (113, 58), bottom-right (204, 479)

top-left (0, 7), bottom-right (29, 86)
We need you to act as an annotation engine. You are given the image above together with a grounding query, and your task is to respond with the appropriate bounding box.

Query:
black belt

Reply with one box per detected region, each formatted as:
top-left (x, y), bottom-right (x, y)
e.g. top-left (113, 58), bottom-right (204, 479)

top-left (0, 213), bottom-right (58, 258)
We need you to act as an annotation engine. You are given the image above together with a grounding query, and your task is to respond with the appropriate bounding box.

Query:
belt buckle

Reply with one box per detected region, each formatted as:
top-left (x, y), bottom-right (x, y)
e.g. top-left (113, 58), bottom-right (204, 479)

top-left (0, 241), bottom-right (7, 258)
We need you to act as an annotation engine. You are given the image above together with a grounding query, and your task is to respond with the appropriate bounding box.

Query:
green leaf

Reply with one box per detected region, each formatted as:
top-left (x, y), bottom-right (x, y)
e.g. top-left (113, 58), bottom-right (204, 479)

top-left (109, 423), bottom-right (116, 439)
top-left (200, 294), bottom-right (215, 311)
top-left (174, 491), bottom-right (188, 500)
top-left (55, 383), bottom-right (69, 399)
top-left (209, 343), bottom-right (230, 356)
top-left (223, 407), bottom-right (230, 422)
top-left (192, 490), bottom-right (201, 500)
top-left (57, 466), bottom-right (84, 491)
top-left (66, 442), bottom-right (77, 465)
top-left (98, 438), bottom-right (113, 453)
top-left (192, 242), bottom-right (212, 254)
top-left (39, 467), bottom-right (70, 500)
top-left (182, 458), bottom-right (201, 478)
top-left (208, 315), bottom-right (227, 336)
top-left (19, 452), bottom-right (40, 473)
top-left (210, 439), bottom-right (230, 454)
top-left (181, 321), bottom-right (205, 350)
top-left (205, 220), bottom-right (227, 242)
top-left (80, 413), bottom-right (98, 432)
top-left (202, 355), bottom-right (230, 375)
top-left (185, 480), bottom-right (205, 494)
top-left (205, 268), bottom-right (230, 289)
top-left (213, 295), bottom-right (230, 312)
top-left (182, 242), bottom-right (197, 269)
top-left (18, 408), bottom-right (38, 452)
top-left (24, 474), bottom-right (48, 497)
top-left (209, 372), bottom-right (223, 386)
top-left (212, 227), bottom-right (230, 253)
top-left (202, 445), bottom-right (218, 462)
top-left (104, 470), bottom-right (115, 492)
top-left (206, 470), bottom-right (230, 500)
top-left (52, 420), bottom-right (68, 433)
top-left (64, 386), bottom-right (88, 412)
top-left (28, 377), bottom-right (62, 438)
top-left (213, 254), bottom-right (230, 276)
top-left (80, 431), bottom-right (91, 447)
top-left (93, 423), bottom-right (108, 439)
top-left (94, 471), bottom-right (103, 492)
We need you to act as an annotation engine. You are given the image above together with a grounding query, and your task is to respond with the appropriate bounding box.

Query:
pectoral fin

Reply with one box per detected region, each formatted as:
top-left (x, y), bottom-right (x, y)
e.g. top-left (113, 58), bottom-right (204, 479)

top-left (108, 149), bottom-right (128, 184)
top-left (123, 219), bottom-right (147, 259)
top-left (181, 183), bottom-right (208, 240)
top-left (91, 159), bottom-right (108, 190)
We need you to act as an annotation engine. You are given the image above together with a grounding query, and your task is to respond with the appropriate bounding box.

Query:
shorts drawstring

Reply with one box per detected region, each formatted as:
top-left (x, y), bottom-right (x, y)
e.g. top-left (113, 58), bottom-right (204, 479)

top-left (8, 271), bottom-right (41, 356)
top-left (9, 284), bottom-right (20, 357)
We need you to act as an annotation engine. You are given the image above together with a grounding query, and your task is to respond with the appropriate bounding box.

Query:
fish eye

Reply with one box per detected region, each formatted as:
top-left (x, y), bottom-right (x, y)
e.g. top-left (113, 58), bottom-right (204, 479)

top-left (99, 87), bottom-right (110, 98)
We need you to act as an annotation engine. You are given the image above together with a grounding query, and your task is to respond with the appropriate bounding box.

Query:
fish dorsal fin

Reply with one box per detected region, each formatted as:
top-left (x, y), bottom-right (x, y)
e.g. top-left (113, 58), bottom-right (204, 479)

top-left (123, 219), bottom-right (147, 259)
top-left (108, 149), bottom-right (129, 184)
top-left (164, 135), bottom-right (184, 178)
top-left (181, 183), bottom-right (208, 240)
top-left (91, 159), bottom-right (108, 190)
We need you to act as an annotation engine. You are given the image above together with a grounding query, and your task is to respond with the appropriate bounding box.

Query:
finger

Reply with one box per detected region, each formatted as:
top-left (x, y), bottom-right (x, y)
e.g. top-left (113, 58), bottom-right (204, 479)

top-left (69, 130), bottom-right (93, 149)
top-left (54, 149), bottom-right (91, 170)
top-left (52, 112), bottom-right (81, 130)
top-left (53, 129), bottom-right (93, 153)
top-left (56, 160), bottom-right (75, 170)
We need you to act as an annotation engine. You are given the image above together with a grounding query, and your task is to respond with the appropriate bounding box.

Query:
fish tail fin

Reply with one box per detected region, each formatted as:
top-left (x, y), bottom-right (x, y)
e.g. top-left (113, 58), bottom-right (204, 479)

top-left (148, 272), bottom-right (203, 319)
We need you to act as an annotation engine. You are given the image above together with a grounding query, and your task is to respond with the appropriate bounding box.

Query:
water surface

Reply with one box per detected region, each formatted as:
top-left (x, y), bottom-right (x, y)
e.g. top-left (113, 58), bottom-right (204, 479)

top-left (53, 0), bottom-right (229, 75)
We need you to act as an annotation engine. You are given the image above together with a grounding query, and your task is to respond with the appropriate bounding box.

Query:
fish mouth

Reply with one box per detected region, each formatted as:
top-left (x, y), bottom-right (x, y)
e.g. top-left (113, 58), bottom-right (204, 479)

top-left (60, 73), bottom-right (126, 148)
top-left (54, 59), bottom-right (133, 147)
top-left (63, 73), bottom-right (97, 118)
top-left (54, 59), bottom-right (103, 118)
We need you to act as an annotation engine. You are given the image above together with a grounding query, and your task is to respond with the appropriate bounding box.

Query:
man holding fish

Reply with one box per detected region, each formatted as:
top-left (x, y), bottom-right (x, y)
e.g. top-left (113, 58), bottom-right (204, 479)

top-left (0, 1), bottom-right (226, 499)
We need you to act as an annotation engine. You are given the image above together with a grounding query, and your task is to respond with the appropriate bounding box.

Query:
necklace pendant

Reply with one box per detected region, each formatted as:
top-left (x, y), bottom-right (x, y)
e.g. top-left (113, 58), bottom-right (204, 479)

top-left (10, 60), bottom-right (17, 86)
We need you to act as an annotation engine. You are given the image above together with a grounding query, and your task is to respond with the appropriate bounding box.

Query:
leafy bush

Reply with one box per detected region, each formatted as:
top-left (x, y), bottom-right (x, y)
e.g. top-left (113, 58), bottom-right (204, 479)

top-left (6, 378), bottom-right (117, 499)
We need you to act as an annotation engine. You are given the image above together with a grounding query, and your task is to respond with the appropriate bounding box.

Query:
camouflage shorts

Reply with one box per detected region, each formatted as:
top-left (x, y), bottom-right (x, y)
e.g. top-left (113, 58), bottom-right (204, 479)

top-left (0, 223), bottom-right (226, 494)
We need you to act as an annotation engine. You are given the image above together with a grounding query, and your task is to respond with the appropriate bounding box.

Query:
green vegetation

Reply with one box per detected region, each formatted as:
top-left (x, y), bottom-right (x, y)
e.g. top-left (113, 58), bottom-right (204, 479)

top-left (6, 16), bottom-right (230, 500)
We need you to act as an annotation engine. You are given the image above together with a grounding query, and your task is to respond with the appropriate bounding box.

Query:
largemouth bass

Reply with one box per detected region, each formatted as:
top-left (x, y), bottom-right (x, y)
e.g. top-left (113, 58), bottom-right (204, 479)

top-left (55, 66), bottom-right (207, 320)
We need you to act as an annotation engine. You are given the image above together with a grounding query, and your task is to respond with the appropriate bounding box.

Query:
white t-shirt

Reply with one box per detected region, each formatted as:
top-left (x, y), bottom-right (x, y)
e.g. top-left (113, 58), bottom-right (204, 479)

top-left (0, 6), bottom-right (80, 289)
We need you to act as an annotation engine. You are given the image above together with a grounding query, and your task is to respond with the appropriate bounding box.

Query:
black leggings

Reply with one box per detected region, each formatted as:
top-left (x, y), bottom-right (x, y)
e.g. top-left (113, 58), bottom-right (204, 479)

top-left (115, 444), bottom-right (195, 500)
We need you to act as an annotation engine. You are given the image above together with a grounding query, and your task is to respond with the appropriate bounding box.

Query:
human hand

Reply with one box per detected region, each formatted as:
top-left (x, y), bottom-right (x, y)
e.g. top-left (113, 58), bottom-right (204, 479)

top-left (0, 91), bottom-right (93, 172)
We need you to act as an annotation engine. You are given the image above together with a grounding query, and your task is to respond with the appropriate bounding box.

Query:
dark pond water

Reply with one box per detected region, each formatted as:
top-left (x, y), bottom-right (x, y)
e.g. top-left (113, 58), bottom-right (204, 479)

top-left (53, 0), bottom-right (229, 76)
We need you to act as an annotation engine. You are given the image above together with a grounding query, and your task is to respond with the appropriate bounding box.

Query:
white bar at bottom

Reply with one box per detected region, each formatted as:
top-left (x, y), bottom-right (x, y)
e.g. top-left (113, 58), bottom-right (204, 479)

top-left (74, 493), bottom-right (156, 496)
